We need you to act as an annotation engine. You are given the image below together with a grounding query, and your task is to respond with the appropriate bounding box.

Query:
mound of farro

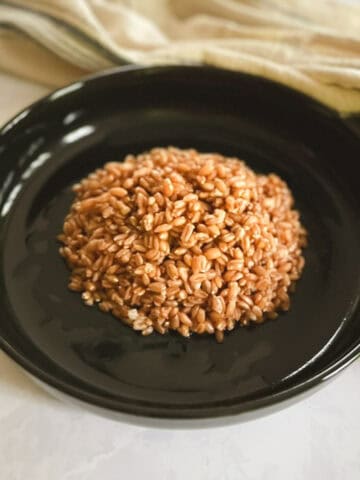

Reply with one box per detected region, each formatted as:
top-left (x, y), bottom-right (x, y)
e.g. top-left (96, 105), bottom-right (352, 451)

top-left (58, 147), bottom-right (306, 342)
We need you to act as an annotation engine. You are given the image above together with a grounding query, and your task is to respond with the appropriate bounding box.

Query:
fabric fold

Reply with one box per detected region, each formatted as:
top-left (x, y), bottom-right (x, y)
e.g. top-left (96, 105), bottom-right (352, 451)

top-left (0, 0), bottom-right (359, 113)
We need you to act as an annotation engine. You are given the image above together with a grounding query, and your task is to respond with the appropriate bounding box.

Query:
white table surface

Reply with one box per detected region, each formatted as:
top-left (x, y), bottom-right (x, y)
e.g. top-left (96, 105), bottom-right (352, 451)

top-left (0, 71), bottom-right (359, 480)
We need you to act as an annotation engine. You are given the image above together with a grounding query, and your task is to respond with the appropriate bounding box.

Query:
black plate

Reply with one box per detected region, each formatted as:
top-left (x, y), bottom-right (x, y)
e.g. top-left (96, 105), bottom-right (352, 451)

top-left (0, 66), bottom-right (360, 421)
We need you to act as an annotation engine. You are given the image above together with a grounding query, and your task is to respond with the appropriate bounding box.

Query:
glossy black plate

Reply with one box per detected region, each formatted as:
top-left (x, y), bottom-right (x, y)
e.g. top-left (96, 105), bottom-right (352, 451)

top-left (0, 66), bottom-right (359, 421)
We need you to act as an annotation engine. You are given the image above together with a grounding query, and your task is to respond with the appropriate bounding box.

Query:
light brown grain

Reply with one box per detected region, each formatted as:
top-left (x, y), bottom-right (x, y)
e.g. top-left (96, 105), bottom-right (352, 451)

top-left (59, 147), bottom-right (306, 342)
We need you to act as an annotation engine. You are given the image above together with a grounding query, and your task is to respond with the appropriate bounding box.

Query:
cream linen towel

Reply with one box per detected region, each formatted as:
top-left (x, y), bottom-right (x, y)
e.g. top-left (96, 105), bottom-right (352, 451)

top-left (0, 0), bottom-right (360, 114)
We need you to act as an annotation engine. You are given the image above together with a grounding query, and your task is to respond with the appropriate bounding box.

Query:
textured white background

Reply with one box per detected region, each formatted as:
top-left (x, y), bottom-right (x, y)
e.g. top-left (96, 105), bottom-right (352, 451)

top-left (0, 72), bottom-right (359, 480)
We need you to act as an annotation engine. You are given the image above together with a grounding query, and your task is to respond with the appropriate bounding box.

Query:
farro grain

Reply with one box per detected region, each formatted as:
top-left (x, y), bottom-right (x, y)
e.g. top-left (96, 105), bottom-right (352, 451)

top-left (59, 147), bottom-right (306, 342)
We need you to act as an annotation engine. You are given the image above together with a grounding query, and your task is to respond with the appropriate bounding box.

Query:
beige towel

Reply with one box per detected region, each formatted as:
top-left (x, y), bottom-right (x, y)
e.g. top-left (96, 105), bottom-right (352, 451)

top-left (1, 0), bottom-right (360, 114)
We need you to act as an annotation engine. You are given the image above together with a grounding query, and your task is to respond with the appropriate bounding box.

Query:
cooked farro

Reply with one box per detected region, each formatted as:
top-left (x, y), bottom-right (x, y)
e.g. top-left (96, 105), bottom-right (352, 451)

top-left (58, 147), bottom-right (306, 341)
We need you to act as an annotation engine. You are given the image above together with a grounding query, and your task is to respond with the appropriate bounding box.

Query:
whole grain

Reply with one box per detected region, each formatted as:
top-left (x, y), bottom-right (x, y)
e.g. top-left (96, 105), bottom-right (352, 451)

top-left (58, 147), bottom-right (306, 341)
